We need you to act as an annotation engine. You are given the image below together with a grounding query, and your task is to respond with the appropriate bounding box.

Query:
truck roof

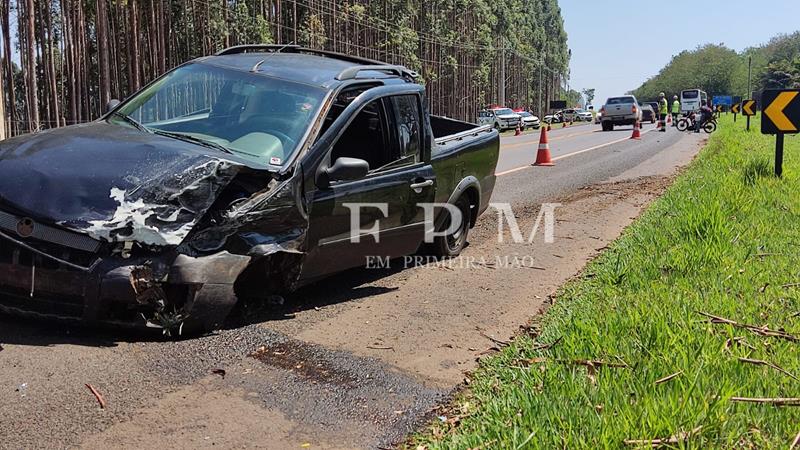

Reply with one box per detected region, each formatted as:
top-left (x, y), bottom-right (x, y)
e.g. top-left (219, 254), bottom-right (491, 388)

top-left (197, 45), bottom-right (418, 89)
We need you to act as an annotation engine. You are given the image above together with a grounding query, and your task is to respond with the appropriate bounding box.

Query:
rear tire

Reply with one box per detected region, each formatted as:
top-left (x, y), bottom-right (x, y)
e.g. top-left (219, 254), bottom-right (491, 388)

top-left (704, 121), bottom-right (717, 133)
top-left (432, 196), bottom-right (471, 258)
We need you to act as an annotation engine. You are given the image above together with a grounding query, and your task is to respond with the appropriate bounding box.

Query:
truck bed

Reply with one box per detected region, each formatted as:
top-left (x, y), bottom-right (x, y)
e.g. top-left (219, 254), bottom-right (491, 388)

top-left (429, 115), bottom-right (499, 219)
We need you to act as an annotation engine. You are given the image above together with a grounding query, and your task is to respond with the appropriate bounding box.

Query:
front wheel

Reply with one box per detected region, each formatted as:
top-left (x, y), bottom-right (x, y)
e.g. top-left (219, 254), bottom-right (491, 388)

top-left (432, 196), bottom-right (471, 258)
top-left (676, 119), bottom-right (690, 132)
top-left (703, 121), bottom-right (717, 133)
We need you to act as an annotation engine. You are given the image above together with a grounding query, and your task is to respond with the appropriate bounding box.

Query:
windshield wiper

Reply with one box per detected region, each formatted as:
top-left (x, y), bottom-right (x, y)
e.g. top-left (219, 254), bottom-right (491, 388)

top-left (111, 111), bottom-right (151, 133)
top-left (152, 130), bottom-right (233, 154)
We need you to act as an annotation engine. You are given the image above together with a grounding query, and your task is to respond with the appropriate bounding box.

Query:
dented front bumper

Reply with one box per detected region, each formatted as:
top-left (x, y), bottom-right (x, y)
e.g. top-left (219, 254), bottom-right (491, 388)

top-left (0, 232), bottom-right (250, 331)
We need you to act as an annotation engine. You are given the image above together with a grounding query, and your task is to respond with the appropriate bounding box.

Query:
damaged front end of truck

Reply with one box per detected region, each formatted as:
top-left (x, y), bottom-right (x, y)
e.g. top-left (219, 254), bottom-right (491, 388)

top-left (0, 123), bottom-right (309, 335)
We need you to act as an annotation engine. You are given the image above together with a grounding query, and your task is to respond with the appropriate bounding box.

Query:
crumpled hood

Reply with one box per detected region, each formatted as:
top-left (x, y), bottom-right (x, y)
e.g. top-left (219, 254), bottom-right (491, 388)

top-left (0, 122), bottom-right (266, 246)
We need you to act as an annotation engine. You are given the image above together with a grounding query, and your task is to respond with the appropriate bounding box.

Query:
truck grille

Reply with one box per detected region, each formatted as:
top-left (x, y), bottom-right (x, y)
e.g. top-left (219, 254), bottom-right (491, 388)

top-left (0, 210), bottom-right (102, 253)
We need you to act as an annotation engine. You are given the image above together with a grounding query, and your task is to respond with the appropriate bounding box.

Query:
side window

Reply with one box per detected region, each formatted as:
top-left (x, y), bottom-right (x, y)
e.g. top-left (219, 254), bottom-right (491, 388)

top-left (390, 95), bottom-right (421, 165)
top-left (329, 99), bottom-right (392, 171)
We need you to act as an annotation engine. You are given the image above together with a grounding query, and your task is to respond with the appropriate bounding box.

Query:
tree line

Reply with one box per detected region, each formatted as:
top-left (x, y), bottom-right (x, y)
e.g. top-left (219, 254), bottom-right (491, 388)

top-left (0, 0), bottom-right (571, 138)
top-left (632, 32), bottom-right (800, 102)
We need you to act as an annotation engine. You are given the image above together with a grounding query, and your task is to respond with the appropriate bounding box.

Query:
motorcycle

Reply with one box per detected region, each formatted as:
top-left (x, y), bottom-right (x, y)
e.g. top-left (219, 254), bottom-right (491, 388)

top-left (676, 111), bottom-right (717, 133)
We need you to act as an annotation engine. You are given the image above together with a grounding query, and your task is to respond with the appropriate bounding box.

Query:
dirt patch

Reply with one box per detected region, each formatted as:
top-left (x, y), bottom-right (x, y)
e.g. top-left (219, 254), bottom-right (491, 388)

top-left (271, 170), bottom-right (695, 387)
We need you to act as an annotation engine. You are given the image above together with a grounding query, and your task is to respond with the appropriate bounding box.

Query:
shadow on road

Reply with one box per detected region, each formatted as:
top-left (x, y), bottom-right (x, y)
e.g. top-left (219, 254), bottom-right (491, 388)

top-left (0, 252), bottom-right (465, 346)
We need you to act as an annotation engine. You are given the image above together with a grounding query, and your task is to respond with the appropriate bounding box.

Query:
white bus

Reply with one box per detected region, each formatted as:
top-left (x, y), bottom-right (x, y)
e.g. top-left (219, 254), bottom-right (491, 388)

top-left (680, 89), bottom-right (708, 113)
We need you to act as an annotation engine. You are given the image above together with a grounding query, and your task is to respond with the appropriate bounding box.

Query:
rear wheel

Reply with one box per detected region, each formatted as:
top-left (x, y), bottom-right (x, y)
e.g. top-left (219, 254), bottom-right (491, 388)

top-left (601, 122), bottom-right (613, 131)
top-left (703, 121), bottom-right (717, 133)
top-left (432, 196), bottom-right (471, 258)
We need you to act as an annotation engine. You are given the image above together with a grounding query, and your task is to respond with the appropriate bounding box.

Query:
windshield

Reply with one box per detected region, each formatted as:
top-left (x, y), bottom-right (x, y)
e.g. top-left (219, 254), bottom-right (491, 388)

top-left (493, 108), bottom-right (515, 115)
top-left (110, 62), bottom-right (327, 166)
top-left (519, 112), bottom-right (532, 117)
top-left (682, 90), bottom-right (699, 99)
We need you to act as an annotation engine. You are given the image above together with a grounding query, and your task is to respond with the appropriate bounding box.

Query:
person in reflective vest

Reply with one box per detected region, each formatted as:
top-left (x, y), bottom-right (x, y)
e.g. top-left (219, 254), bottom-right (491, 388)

top-left (671, 95), bottom-right (680, 127)
top-left (658, 92), bottom-right (669, 132)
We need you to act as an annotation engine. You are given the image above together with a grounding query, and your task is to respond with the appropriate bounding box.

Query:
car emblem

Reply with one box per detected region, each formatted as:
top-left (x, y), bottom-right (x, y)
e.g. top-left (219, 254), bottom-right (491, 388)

top-left (16, 217), bottom-right (34, 238)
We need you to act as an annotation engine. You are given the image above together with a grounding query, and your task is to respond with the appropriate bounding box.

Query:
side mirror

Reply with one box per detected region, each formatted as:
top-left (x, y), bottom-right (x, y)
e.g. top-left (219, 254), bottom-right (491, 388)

top-left (321, 157), bottom-right (369, 184)
top-left (106, 99), bottom-right (121, 113)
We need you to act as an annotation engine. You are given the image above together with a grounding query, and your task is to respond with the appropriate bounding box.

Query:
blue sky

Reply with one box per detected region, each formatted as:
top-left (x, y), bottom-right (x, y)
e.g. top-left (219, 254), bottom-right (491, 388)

top-left (560, 0), bottom-right (800, 107)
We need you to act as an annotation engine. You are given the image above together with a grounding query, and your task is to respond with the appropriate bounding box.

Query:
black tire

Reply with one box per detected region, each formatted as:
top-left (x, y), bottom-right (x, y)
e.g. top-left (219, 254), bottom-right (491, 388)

top-left (676, 119), bottom-right (689, 132)
top-left (703, 121), bottom-right (717, 133)
top-left (432, 196), bottom-right (471, 258)
top-left (602, 122), bottom-right (613, 131)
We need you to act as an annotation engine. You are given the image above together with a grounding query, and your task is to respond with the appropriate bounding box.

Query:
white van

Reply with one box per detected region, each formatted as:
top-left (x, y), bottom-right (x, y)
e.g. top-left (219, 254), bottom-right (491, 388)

top-left (680, 89), bottom-right (708, 113)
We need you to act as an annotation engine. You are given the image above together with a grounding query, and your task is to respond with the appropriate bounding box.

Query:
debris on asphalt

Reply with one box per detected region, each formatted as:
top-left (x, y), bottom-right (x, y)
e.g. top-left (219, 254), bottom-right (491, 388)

top-left (624, 426), bottom-right (703, 447)
top-left (16, 383), bottom-right (27, 397)
top-left (366, 345), bottom-right (394, 350)
top-left (85, 384), bottom-right (106, 409)
top-left (211, 369), bottom-right (226, 379)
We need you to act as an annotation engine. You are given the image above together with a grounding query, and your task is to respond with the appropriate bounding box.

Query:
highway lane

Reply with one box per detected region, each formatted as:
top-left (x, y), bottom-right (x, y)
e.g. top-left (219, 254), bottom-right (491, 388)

top-left (495, 122), bottom-right (660, 174)
top-left (493, 122), bottom-right (686, 205)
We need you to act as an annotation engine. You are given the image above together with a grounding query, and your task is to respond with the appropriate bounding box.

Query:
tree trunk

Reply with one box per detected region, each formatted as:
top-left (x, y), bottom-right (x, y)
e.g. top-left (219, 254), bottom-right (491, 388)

top-left (1, 0), bottom-right (15, 135)
top-left (96, 0), bottom-right (111, 110)
top-left (23, 0), bottom-right (39, 131)
top-left (129, 0), bottom-right (141, 92)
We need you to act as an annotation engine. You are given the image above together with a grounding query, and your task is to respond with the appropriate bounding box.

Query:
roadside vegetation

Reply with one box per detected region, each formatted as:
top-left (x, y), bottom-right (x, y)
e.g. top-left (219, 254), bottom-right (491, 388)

top-left (633, 32), bottom-right (800, 101)
top-left (414, 115), bottom-right (800, 448)
top-left (0, 0), bottom-right (572, 138)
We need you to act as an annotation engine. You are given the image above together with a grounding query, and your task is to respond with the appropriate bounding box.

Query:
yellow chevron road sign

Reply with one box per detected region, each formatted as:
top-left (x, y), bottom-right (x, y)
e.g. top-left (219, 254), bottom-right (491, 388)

top-left (742, 99), bottom-right (757, 116)
top-left (731, 102), bottom-right (740, 114)
top-left (762, 90), bottom-right (800, 134)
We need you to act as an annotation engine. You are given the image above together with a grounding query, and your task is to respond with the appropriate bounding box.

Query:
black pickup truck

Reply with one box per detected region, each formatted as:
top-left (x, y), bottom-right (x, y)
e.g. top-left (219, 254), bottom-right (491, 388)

top-left (0, 45), bottom-right (499, 334)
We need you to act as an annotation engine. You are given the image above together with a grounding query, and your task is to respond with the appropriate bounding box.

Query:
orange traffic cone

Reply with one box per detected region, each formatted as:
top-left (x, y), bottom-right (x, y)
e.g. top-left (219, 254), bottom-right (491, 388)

top-left (667, 114), bottom-right (672, 125)
top-left (631, 120), bottom-right (641, 140)
top-left (515, 124), bottom-right (522, 136)
top-left (562, 121), bottom-right (567, 128)
top-left (533, 127), bottom-right (554, 166)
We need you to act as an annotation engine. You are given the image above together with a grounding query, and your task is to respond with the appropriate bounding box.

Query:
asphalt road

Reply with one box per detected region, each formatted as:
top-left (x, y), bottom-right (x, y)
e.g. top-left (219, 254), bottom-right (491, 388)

top-left (0, 122), bottom-right (698, 449)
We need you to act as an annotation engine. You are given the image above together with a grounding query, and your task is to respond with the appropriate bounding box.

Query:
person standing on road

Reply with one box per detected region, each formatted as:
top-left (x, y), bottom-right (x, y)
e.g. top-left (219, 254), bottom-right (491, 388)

top-left (671, 95), bottom-right (680, 127)
top-left (658, 92), bottom-right (669, 132)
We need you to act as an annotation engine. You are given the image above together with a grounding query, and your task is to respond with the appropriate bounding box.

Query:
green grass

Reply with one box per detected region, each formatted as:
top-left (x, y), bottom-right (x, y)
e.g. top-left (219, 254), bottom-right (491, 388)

top-left (414, 115), bottom-right (800, 449)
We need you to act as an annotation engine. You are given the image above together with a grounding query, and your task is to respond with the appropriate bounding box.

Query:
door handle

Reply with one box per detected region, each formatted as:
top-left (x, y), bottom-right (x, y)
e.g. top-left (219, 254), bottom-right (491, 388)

top-left (410, 179), bottom-right (434, 192)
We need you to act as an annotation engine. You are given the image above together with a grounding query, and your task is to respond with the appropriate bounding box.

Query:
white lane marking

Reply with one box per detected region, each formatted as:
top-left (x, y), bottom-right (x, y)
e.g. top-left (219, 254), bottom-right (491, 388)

top-left (496, 128), bottom-right (655, 177)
